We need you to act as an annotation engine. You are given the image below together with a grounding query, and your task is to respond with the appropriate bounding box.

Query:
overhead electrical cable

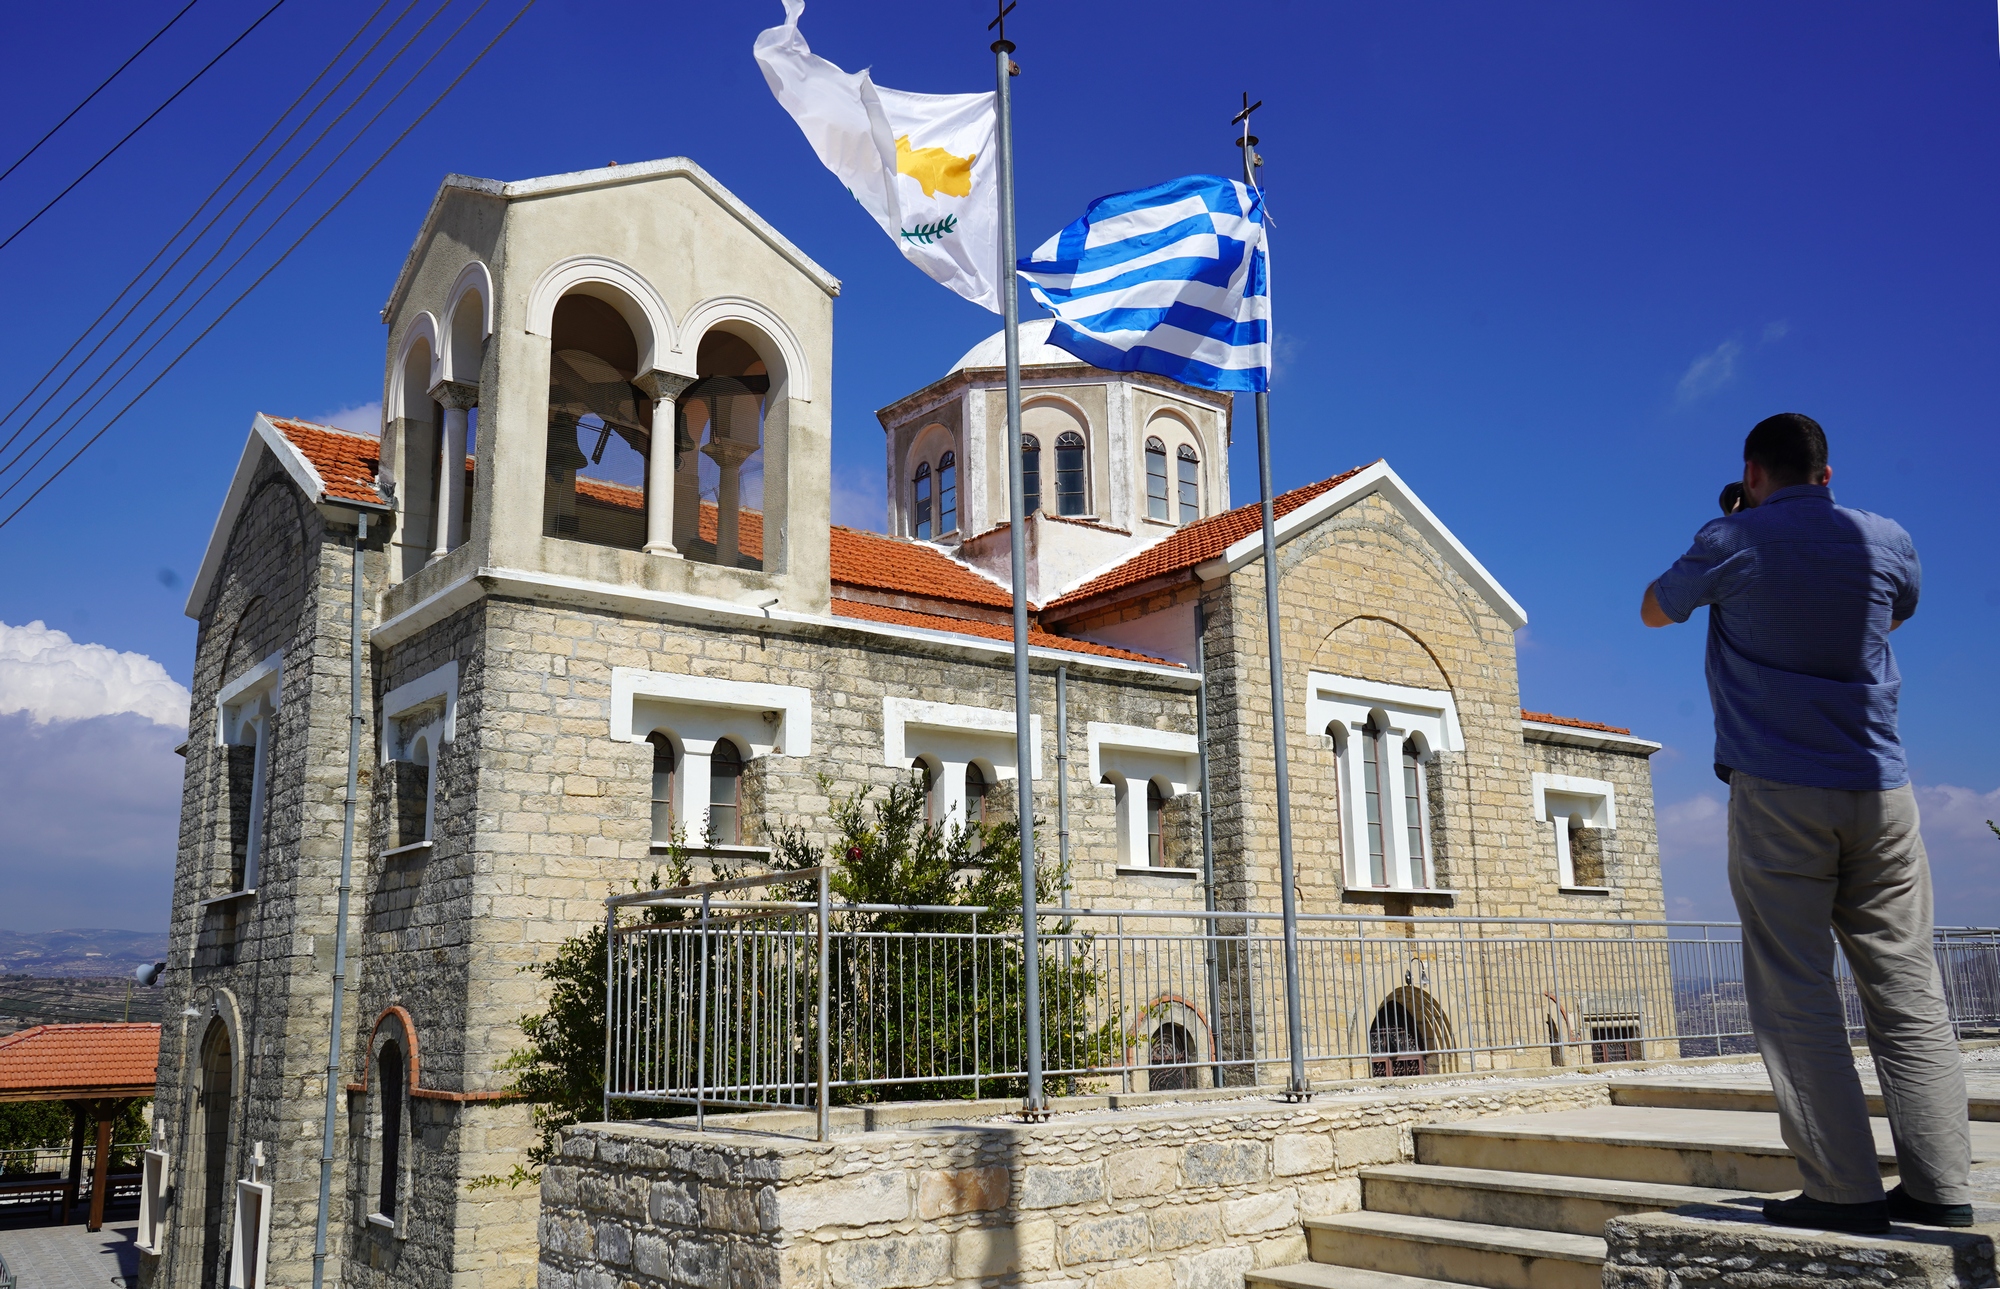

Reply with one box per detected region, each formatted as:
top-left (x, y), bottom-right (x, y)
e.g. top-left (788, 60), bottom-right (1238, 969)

top-left (0, 0), bottom-right (472, 493)
top-left (0, 0), bottom-right (539, 531)
top-left (0, 0), bottom-right (438, 467)
top-left (0, 0), bottom-right (292, 254)
top-left (0, 0), bottom-right (205, 187)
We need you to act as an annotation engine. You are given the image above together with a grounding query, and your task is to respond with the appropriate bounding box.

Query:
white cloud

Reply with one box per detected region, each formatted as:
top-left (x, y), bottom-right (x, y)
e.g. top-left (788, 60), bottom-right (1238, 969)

top-left (1761, 320), bottom-right (1791, 343)
top-left (317, 401), bottom-right (382, 435)
top-left (0, 620), bottom-right (190, 727)
top-left (1676, 339), bottom-right (1742, 403)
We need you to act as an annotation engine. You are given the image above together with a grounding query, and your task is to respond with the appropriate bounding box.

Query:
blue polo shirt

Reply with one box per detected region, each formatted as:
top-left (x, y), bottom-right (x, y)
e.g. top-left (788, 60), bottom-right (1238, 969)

top-left (1651, 484), bottom-right (1920, 791)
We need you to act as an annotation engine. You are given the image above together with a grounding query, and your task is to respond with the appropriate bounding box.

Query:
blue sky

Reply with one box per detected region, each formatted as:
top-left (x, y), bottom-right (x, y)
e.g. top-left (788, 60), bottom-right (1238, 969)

top-left (0, 0), bottom-right (1995, 931)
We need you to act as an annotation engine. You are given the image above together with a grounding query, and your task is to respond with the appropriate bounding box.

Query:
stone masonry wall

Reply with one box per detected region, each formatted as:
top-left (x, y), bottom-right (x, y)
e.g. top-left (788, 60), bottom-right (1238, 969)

top-left (1521, 735), bottom-right (1663, 913)
top-left (536, 1078), bottom-right (1617, 1289)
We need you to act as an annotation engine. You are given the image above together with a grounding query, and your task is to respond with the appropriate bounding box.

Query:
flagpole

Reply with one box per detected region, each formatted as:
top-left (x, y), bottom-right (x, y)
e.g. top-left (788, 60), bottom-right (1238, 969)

top-left (1234, 93), bottom-right (1308, 1101)
top-left (991, 0), bottom-right (1045, 1119)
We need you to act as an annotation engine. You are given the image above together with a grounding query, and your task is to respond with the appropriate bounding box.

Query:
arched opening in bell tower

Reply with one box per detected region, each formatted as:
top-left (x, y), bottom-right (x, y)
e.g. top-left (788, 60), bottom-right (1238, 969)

top-left (673, 330), bottom-right (768, 569)
top-left (543, 293), bottom-right (652, 550)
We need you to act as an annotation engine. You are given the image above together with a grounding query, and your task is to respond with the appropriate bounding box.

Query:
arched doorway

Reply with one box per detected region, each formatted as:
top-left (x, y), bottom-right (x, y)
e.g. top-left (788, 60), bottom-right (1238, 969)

top-left (1148, 1021), bottom-right (1198, 1091)
top-left (192, 1019), bottom-right (233, 1289)
top-left (1367, 987), bottom-right (1455, 1078)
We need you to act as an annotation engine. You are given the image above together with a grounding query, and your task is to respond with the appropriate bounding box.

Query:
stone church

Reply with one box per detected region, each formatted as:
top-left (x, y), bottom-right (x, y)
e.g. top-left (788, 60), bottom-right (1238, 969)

top-left (143, 157), bottom-right (1662, 1288)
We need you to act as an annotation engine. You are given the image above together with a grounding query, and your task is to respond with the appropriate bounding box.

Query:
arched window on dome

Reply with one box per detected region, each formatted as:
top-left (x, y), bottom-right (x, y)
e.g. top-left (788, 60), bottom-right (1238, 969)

top-left (938, 451), bottom-right (957, 535)
top-left (1055, 430), bottom-right (1087, 516)
top-left (1145, 436), bottom-right (1169, 521)
top-left (1177, 444), bottom-right (1200, 523)
top-left (1021, 436), bottom-right (1042, 514)
top-left (913, 461), bottom-right (933, 540)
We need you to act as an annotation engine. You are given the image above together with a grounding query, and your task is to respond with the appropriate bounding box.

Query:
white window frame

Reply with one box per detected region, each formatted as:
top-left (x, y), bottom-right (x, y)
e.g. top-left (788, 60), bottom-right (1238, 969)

top-left (884, 697), bottom-right (1041, 829)
top-left (1532, 772), bottom-right (1616, 891)
top-left (1306, 673), bottom-right (1463, 892)
top-left (137, 1147), bottom-right (169, 1253)
top-left (381, 662), bottom-right (458, 854)
top-left (614, 669), bottom-right (811, 847)
top-left (1088, 723), bottom-right (1199, 873)
top-left (228, 1144), bottom-right (272, 1288)
top-left (216, 653), bottom-right (284, 892)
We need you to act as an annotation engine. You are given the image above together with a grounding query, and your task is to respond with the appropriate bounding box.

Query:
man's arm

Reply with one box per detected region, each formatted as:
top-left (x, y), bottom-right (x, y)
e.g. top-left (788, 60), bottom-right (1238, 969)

top-left (1641, 583), bottom-right (1674, 628)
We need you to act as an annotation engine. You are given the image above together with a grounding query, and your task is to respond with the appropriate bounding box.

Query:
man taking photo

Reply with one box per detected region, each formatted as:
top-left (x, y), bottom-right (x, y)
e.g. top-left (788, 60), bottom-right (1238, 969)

top-left (1642, 412), bottom-right (1971, 1234)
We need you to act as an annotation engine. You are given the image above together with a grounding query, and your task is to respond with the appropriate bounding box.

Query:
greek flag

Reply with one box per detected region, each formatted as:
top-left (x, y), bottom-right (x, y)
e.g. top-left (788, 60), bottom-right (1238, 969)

top-left (1017, 174), bottom-right (1269, 392)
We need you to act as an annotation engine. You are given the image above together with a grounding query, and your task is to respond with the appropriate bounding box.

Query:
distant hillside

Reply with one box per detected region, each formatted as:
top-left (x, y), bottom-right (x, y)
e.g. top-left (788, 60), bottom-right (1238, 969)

top-left (0, 928), bottom-right (169, 978)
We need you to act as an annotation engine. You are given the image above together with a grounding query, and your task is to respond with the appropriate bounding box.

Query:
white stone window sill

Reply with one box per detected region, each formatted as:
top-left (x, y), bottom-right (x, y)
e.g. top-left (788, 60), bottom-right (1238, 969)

top-left (367, 1213), bottom-right (396, 1231)
top-left (1140, 515), bottom-right (1181, 529)
top-left (1116, 865), bottom-right (1202, 879)
top-left (649, 843), bottom-right (774, 860)
top-left (197, 889), bottom-right (256, 910)
top-left (1559, 885), bottom-right (1613, 895)
top-left (1347, 886), bottom-right (1460, 898)
top-left (382, 840), bottom-right (434, 858)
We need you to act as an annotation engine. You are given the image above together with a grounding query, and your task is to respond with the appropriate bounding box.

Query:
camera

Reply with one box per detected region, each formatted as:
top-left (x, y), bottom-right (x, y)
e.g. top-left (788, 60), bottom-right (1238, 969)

top-left (1718, 481), bottom-right (1747, 515)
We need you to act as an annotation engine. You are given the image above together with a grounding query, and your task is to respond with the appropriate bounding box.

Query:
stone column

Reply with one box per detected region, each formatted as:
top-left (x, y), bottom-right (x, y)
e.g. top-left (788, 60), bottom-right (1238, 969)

top-left (634, 371), bottom-right (694, 556)
top-left (428, 379), bottom-right (479, 559)
top-left (703, 437), bottom-right (757, 568)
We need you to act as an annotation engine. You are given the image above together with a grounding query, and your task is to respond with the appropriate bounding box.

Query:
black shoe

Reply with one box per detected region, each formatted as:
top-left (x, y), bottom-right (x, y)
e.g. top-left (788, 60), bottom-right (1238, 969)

top-left (1763, 1192), bottom-right (1891, 1234)
top-left (1886, 1183), bottom-right (1974, 1229)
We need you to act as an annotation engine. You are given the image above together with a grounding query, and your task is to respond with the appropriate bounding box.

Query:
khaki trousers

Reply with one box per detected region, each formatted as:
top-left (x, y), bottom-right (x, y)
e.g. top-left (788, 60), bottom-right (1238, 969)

top-left (1727, 772), bottom-right (1970, 1205)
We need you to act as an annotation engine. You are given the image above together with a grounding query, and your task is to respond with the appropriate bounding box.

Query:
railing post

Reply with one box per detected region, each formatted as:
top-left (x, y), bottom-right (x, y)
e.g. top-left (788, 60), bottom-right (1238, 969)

top-left (696, 892), bottom-right (712, 1133)
top-left (972, 911), bottom-right (982, 1102)
top-left (816, 870), bottom-right (830, 1142)
top-left (602, 902), bottom-right (616, 1122)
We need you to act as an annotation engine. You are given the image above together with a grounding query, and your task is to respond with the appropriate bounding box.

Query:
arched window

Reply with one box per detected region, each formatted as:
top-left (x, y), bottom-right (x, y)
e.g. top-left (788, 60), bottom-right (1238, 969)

top-left (1021, 435), bottom-right (1042, 514)
top-left (1361, 718), bottom-right (1388, 887)
top-left (1368, 997), bottom-right (1438, 1078)
top-left (1149, 1021), bottom-right (1196, 1091)
top-left (544, 294), bottom-right (650, 551)
top-left (377, 1042), bottom-right (403, 1220)
top-left (1055, 431), bottom-right (1087, 516)
top-left (1146, 780), bottom-right (1167, 865)
top-left (708, 742), bottom-right (742, 846)
top-left (965, 763), bottom-right (989, 827)
top-left (195, 1021), bottom-right (233, 1279)
top-left (1402, 743), bottom-right (1429, 875)
top-left (938, 451), bottom-right (957, 535)
top-left (1145, 436), bottom-right (1169, 521)
top-left (648, 733), bottom-right (676, 845)
top-left (913, 461), bottom-right (933, 540)
top-left (1177, 444), bottom-right (1200, 524)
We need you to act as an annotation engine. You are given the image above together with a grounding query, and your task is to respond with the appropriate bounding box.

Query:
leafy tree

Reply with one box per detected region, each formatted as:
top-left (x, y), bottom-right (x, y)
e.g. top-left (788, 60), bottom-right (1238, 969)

top-left (1, 1099), bottom-right (148, 1175)
top-left (483, 774), bottom-right (1115, 1180)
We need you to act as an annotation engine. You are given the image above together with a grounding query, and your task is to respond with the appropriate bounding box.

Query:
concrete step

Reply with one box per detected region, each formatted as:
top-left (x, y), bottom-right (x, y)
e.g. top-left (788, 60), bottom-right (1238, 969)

top-left (1245, 1265), bottom-right (1475, 1289)
top-left (1359, 1162), bottom-right (1766, 1235)
top-left (1413, 1106), bottom-right (1898, 1191)
top-left (1611, 1078), bottom-right (2000, 1122)
top-left (1305, 1211), bottom-right (1605, 1289)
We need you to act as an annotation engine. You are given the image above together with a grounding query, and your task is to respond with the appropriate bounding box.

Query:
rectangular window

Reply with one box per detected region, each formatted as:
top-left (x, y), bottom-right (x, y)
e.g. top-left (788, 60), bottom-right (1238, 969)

top-left (1589, 1021), bottom-right (1641, 1064)
top-left (1177, 451), bottom-right (1199, 523)
top-left (1361, 727), bottom-right (1386, 886)
top-left (1022, 438), bottom-right (1041, 514)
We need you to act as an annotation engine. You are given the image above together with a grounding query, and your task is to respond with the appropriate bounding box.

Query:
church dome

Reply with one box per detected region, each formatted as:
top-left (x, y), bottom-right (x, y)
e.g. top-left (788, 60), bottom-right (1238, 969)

top-left (948, 318), bottom-right (1081, 373)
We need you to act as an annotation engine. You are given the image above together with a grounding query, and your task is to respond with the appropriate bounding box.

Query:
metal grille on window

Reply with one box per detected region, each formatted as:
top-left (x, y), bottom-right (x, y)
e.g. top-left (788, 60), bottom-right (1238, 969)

top-left (913, 462), bottom-right (932, 540)
top-left (1368, 999), bottom-right (1437, 1077)
top-left (1021, 435), bottom-right (1041, 513)
top-left (708, 742), bottom-right (742, 846)
top-left (1177, 444), bottom-right (1199, 523)
top-left (648, 733), bottom-right (676, 845)
top-left (1145, 436), bottom-right (1169, 520)
top-left (1149, 1022), bottom-right (1196, 1091)
top-left (1362, 719), bottom-right (1387, 886)
top-left (1590, 1021), bottom-right (1641, 1064)
top-left (938, 451), bottom-right (957, 535)
top-left (1055, 430), bottom-right (1087, 516)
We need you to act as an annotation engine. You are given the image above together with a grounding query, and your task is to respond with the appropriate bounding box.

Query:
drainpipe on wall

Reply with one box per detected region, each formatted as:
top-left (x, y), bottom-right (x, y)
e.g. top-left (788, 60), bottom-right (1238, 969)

top-left (1055, 666), bottom-right (1070, 909)
top-left (311, 511), bottom-right (369, 1289)
top-left (1195, 607), bottom-right (1222, 1088)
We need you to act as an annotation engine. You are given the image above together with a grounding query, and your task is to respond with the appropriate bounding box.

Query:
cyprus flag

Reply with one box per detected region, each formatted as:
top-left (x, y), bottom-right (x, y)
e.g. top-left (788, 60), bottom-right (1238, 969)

top-left (754, 1), bottom-right (1002, 312)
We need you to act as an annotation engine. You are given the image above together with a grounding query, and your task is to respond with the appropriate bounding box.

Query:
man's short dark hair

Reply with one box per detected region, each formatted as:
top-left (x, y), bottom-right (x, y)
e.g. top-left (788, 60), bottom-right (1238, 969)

top-left (1744, 413), bottom-right (1828, 485)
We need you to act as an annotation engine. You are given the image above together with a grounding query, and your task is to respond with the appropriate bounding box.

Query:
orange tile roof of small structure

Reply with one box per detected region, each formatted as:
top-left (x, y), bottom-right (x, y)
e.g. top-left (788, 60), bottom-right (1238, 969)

top-left (266, 417), bottom-right (388, 506)
top-left (0, 1023), bottom-right (160, 1102)
top-left (830, 526), bottom-right (1015, 610)
top-left (1521, 710), bottom-right (1632, 735)
top-left (1044, 464), bottom-right (1374, 613)
top-left (831, 598), bottom-right (1175, 665)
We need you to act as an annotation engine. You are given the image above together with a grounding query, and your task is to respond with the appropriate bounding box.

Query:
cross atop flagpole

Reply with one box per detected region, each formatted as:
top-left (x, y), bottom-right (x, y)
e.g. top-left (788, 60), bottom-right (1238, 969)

top-left (1233, 92), bottom-right (1309, 1102)
top-left (990, 0), bottom-right (1046, 1121)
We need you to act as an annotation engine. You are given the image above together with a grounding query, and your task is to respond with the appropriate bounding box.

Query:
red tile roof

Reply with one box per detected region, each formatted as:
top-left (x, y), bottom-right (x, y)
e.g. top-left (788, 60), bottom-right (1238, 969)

top-left (830, 526), bottom-right (1015, 610)
top-left (1521, 710), bottom-right (1632, 736)
top-left (0, 1023), bottom-right (159, 1101)
top-left (831, 597), bottom-right (1175, 665)
top-left (266, 417), bottom-right (388, 506)
top-left (1044, 464), bottom-right (1374, 614)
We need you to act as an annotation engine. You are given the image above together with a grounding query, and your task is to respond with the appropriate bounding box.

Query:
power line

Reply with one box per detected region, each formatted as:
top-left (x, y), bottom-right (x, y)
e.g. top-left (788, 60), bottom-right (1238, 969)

top-left (0, 0), bottom-right (291, 254)
top-left (0, 0), bottom-right (206, 187)
top-left (0, 0), bottom-right (539, 532)
top-left (0, 0), bottom-right (409, 455)
top-left (0, 0), bottom-right (438, 471)
top-left (0, 0), bottom-right (470, 498)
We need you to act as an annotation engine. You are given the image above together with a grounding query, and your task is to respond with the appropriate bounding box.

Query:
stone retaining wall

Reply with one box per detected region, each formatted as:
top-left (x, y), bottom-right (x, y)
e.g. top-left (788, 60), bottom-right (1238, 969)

top-left (1604, 1210), bottom-right (1997, 1289)
top-left (536, 1079), bottom-right (1613, 1289)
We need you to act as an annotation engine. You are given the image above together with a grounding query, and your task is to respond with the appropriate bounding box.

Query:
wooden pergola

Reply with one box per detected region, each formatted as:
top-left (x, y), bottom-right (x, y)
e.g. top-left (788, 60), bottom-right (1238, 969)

top-left (0, 1022), bottom-right (159, 1230)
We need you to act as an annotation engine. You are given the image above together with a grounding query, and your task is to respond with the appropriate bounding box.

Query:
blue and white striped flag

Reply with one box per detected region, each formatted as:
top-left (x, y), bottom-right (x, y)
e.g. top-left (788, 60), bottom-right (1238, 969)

top-left (1016, 174), bottom-right (1269, 392)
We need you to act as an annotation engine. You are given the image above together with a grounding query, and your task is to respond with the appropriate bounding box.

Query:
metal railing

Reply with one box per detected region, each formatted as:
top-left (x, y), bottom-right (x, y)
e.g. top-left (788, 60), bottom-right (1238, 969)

top-left (604, 876), bottom-right (2000, 1139)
